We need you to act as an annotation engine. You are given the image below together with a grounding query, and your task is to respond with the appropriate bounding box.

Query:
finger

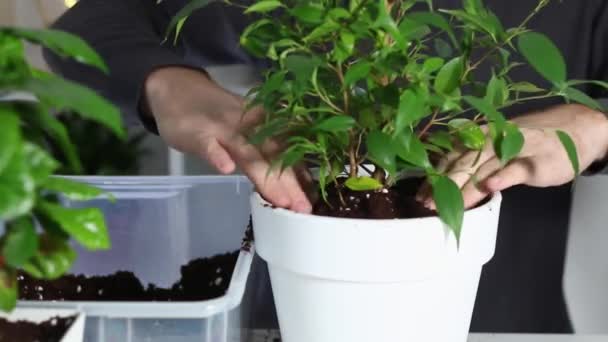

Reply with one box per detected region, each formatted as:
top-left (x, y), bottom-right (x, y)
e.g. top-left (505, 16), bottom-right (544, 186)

top-left (484, 158), bottom-right (534, 192)
top-left (259, 138), bottom-right (313, 213)
top-left (461, 157), bottom-right (502, 209)
top-left (222, 135), bottom-right (306, 212)
top-left (197, 135), bottom-right (236, 174)
top-left (239, 105), bottom-right (265, 130)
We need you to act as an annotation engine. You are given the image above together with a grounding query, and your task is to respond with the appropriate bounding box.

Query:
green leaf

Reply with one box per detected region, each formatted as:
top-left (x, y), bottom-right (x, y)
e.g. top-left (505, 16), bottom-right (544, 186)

top-left (21, 74), bottom-right (125, 139)
top-left (345, 176), bottom-right (384, 191)
top-left (497, 123), bottom-right (524, 164)
top-left (2, 215), bottom-right (38, 268)
top-left (37, 201), bottom-right (110, 250)
top-left (556, 130), bottom-right (580, 175)
top-left (510, 82), bottom-right (545, 93)
top-left (463, 0), bottom-right (484, 15)
top-left (463, 95), bottom-right (506, 127)
top-left (427, 131), bottom-right (454, 151)
top-left (0, 145), bottom-right (35, 221)
top-left (562, 87), bottom-right (603, 111)
top-left (315, 116), bottom-right (356, 132)
top-left (22, 143), bottom-right (59, 184)
top-left (304, 20), bottom-right (341, 42)
top-left (434, 57), bottom-right (463, 94)
top-left (0, 270), bottom-right (17, 312)
top-left (0, 106), bottom-right (21, 174)
top-left (290, 3), bottom-right (324, 24)
top-left (344, 61), bottom-right (371, 86)
top-left (396, 89), bottom-right (429, 134)
top-left (19, 105), bottom-right (83, 174)
top-left (430, 175), bottom-right (464, 245)
top-left (373, 0), bottom-right (405, 48)
top-left (398, 19), bottom-right (431, 41)
top-left (249, 118), bottom-right (288, 145)
top-left (4, 28), bottom-right (108, 73)
top-left (449, 119), bottom-right (486, 150)
top-left (22, 234), bottom-right (76, 280)
top-left (434, 38), bottom-right (453, 58)
top-left (245, 0), bottom-right (283, 14)
top-left (165, 0), bottom-right (218, 42)
top-left (393, 129), bottom-right (432, 169)
top-left (44, 177), bottom-right (105, 201)
top-left (407, 11), bottom-right (458, 46)
top-left (518, 32), bottom-right (567, 84)
top-left (567, 80), bottom-right (608, 90)
top-left (485, 75), bottom-right (509, 107)
top-left (423, 57), bottom-right (445, 73)
top-left (285, 55), bottom-right (320, 85)
top-left (367, 131), bottom-right (397, 175)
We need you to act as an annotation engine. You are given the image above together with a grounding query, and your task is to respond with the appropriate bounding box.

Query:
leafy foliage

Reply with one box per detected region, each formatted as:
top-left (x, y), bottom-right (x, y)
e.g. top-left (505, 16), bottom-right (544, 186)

top-left (0, 28), bottom-right (123, 311)
top-left (172, 0), bottom-right (605, 242)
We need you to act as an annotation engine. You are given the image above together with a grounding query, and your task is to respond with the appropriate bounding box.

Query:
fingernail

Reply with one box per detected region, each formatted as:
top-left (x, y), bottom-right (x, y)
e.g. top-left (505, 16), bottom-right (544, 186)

top-left (293, 200), bottom-right (312, 214)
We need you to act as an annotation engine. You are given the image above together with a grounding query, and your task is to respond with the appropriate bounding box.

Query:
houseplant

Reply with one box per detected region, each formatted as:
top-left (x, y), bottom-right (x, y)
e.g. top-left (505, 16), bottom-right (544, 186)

top-left (169, 0), bottom-right (606, 341)
top-left (0, 26), bottom-right (124, 317)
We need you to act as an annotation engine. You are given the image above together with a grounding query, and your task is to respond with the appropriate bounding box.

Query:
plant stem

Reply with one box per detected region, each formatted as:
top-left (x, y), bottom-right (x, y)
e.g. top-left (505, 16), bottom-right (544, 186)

top-left (417, 110), bottom-right (439, 138)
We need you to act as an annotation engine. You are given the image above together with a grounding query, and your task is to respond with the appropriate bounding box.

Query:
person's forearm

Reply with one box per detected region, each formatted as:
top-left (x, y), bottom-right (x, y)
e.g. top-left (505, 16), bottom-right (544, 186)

top-left (44, 0), bottom-right (195, 128)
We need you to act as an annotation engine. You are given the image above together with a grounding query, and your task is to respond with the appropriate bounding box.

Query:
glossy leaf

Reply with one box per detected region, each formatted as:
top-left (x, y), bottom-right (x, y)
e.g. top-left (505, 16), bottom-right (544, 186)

top-left (434, 57), bottom-right (463, 94)
top-left (37, 201), bottom-right (110, 251)
top-left (423, 57), bottom-right (445, 73)
top-left (0, 145), bottom-right (35, 221)
top-left (427, 131), bottom-right (453, 151)
top-left (396, 89), bottom-right (429, 134)
top-left (22, 234), bottom-right (76, 280)
top-left (497, 123), bottom-right (524, 164)
top-left (430, 175), bottom-right (464, 245)
top-left (394, 130), bottom-right (432, 169)
top-left (367, 131), bottom-right (397, 175)
top-left (449, 119), bottom-right (485, 150)
top-left (245, 0), bottom-right (283, 14)
top-left (3, 215), bottom-right (38, 268)
top-left (511, 82), bottom-right (544, 93)
top-left (485, 75), bottom-right (509, 107)
top-left (315, 116), bottom-right (356, 132)
top-left (290, 3), bottom-right (324, 24)
top-left (407, 11), bottom-right (457, 46)
top-left (23, 143), bottom-right (59, 184)
top-left (344, 62), bottom-right (371, 86)
top-left (518, 32), bottom-right (566, 84)
top-left (463, 96), bottom-right (506, 127)
top-left (165, 0), bottom-right (218, 41)
top-left (557, 130), bottom-right (580, 175)
top-left (345, 176), bottom-right (383, 191)
top-left (44, 177), bottom-right (105, 201)
top-left (0, 106), bottom-right (20, 173)
top-left (21, 74), bottom-right (125, 139)
top-left (562, 87), bottom-right (603, 111)
top-left (4, 28), bottom-right (108, 73)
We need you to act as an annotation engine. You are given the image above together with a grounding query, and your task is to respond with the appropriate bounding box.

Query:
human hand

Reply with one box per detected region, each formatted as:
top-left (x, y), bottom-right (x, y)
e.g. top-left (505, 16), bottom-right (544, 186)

top-left (144, 67), bottom-right (312, 213)
top-left (419, 104), bottom-right (608, 209)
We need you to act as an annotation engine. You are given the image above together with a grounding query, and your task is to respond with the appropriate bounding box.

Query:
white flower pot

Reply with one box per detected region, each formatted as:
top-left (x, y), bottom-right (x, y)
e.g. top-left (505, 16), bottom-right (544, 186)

top-left (0, 308), bottom-right (85, 342)
top-left (251, 191), bottom-right (502, 342)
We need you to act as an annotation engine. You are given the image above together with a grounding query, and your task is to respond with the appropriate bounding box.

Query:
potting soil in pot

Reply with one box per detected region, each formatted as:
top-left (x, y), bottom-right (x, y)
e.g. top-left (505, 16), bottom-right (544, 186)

top-left (314, 177), bottom-right (436, 219)
top-left (0, 315), bottom-right (76, 342)
top-left (17, 251), bottom-right (239, 301)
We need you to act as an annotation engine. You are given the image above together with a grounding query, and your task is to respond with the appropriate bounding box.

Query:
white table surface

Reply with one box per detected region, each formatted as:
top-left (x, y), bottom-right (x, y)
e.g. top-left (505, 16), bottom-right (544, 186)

top-left (248, 331), bottom-right (608, 342)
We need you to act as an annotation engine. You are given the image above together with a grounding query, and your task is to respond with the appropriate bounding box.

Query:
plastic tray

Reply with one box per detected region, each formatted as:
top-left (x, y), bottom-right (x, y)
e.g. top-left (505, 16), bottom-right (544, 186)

top-left (19, 176), bottom-right (254, 342)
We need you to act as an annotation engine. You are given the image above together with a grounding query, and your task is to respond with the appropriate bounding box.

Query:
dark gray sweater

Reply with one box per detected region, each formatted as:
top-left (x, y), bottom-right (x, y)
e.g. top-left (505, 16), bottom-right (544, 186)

top-left (45, 0), bottom-right (608, 334)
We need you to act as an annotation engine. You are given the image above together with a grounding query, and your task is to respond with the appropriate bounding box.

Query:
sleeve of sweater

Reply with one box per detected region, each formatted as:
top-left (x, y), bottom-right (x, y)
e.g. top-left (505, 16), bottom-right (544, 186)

top-left (43, 0), bottom-right (202, 132)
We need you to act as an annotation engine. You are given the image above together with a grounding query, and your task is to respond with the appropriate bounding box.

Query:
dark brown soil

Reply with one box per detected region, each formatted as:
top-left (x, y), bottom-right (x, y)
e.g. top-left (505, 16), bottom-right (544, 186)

top-left (0, 315), bottom-right (76, 342)
top-left (17, 251), bottom-right (239, 302)
top-left (313, 177), bottom-right (436, 219)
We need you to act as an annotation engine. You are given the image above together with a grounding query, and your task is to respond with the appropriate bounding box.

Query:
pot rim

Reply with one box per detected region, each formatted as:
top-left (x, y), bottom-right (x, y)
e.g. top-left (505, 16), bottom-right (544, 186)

top-left (252, 191), bottom-right (501, 225)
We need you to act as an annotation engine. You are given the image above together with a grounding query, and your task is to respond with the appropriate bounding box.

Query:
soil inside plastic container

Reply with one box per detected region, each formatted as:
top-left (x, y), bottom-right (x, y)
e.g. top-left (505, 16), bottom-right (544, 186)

top-left (0, 315), bottom-right (76, 342)
top-left (17, 252), bottom-right (240, 301)
top-left (313, 177), bottom-right (437, 219)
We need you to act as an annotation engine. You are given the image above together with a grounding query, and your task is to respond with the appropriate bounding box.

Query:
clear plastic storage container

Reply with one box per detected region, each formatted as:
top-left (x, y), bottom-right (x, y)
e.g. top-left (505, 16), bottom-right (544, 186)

top-left (20, 176), bottom-right (254, 342)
